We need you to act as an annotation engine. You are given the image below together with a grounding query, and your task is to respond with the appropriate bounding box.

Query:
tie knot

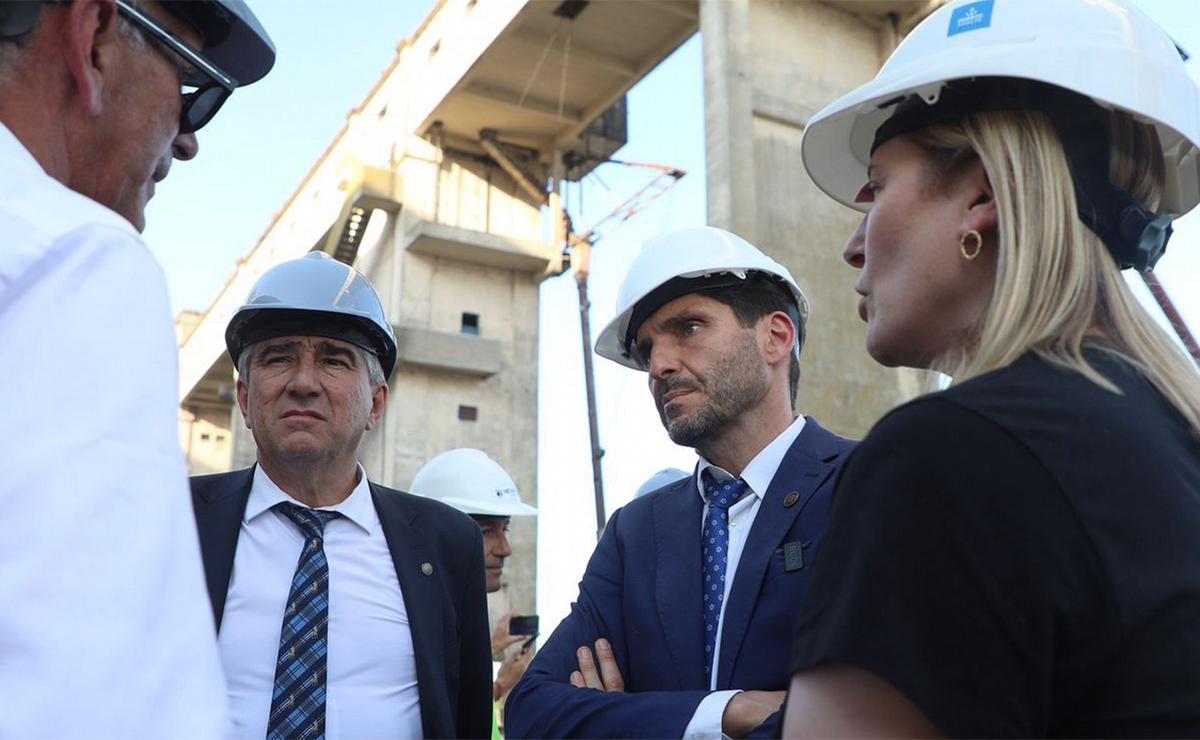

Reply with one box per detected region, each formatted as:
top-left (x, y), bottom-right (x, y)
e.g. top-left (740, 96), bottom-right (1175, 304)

top-left (276, 502), bottom-right (340, 539)
top-left (702, 471), bottom-right (749, 511)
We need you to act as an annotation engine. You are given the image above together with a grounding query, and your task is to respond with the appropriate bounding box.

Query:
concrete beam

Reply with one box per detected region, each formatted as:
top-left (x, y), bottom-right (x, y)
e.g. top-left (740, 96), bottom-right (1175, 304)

top-left (393, 325), bottom-right (503, 377)
top-left (642, 0), bottom-right (700, 23)
top-left (461, 81), bottom-right (584, 125)
top-left (480, 130), bottom-right (549, 206)
top-left (508, 28), bottom-right (640, 78)
top-left (405, 219), bottom-right (554, 273)
top-left (555, 22), bottom-right (698, 148)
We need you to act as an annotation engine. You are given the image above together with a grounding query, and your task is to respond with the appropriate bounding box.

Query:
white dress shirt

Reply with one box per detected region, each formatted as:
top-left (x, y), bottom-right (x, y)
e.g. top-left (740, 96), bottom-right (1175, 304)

top-left (682, 415), bottom-right (808, 739)
top-left (218, 465), bottom-right (422, 739)
top-left (0, 122), bottom-right (227, 737)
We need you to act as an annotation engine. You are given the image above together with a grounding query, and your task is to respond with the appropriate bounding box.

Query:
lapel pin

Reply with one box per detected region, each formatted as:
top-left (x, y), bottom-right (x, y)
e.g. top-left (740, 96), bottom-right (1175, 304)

top-left (783, 491), bottom-right (800, 507)
top-left (421, 562), bottom-right (434, 576)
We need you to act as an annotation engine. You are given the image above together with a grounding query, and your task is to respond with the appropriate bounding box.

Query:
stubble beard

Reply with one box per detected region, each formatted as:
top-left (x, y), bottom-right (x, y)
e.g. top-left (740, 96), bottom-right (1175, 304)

top-left (657, 332), bottom-right (770, 449)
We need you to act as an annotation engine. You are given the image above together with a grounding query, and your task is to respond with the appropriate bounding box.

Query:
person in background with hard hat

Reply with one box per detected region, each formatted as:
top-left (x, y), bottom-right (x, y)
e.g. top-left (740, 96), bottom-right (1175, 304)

top-left (784, 0), bottom-right (1200, 735)
top-left (635, 467), bottom-right (691, 498)
top-left (0, 1), bottom-right (273, 735)
top-left (410, 448), bottom-right (540, 734)
top-left (191, 253), bottom-right (492, 739)
top-left (506, 226), bottom-right (856, 738)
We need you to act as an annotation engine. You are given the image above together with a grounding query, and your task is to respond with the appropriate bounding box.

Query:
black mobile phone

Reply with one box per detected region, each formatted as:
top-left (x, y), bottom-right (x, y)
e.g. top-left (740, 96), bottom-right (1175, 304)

top-left (509, 614), bottom-right (539, 636)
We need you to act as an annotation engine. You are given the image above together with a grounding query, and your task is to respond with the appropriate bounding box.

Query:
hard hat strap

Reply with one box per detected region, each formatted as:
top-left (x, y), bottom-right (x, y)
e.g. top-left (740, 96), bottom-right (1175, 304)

top-left (1040, 90), bottom-right (1172, 271)
top-left (872, 78), bottom-right (1172, 271)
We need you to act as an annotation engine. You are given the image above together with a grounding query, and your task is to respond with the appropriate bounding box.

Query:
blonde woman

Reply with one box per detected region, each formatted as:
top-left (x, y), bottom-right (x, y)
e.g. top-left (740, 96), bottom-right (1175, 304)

top-left (783, 0), bottom-right (1200, 735)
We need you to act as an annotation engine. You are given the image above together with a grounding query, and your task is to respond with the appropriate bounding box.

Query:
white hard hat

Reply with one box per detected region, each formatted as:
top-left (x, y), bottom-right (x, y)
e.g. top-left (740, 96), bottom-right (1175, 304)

top-left (635, 468), bottom-right (691, 498)
top-left (595, 226), bottom-right (810, 370)
top-left (802, 0), bottom-right (1200, 219)
top-left (409, 449), bottom-right (537, 518)
top-left (226, 252), bottom-right (398, 376)
top-left (161, 0), bottom-right (276, 86)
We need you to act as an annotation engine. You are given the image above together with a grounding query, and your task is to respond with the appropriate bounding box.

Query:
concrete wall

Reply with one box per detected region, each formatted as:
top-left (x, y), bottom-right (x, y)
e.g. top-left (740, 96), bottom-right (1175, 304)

top-left (701, 0), bottom-right (935, 438)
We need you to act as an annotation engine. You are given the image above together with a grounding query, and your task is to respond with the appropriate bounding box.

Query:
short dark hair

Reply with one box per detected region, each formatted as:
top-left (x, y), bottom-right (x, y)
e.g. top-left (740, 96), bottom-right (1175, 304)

top-left (702, 274), bottom-right (803, 406)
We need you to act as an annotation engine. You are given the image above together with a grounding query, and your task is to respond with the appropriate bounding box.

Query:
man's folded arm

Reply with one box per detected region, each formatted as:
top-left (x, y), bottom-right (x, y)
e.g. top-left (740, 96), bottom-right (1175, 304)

top-left (505, 507), bottom-right (710, 737)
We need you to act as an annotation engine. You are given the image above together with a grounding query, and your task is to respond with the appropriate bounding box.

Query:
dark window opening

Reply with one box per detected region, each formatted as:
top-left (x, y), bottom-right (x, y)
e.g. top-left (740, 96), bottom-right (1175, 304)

top-left (461, 312), bottom-right (480, 335)
top-left (458, 405), bottom-right (478, 422)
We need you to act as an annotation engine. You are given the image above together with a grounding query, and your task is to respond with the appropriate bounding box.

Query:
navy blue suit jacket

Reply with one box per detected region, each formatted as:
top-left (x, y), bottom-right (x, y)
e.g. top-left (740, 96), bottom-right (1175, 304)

top-left (190, 467), bottom-right (492, 739)
top-left (506, 418), bottom-right (855, 738)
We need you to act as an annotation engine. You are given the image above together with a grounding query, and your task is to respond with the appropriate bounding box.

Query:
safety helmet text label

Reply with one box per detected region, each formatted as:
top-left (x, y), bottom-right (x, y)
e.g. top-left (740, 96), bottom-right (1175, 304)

top-left (948, 0), bottom-right (994, 36)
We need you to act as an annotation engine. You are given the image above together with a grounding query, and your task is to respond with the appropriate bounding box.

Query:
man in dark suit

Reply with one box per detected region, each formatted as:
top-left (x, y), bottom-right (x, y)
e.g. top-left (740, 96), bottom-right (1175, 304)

top-left (506, 227), bottom-right (855, 738)
top-left (191, 252), bottom-right (491, 738)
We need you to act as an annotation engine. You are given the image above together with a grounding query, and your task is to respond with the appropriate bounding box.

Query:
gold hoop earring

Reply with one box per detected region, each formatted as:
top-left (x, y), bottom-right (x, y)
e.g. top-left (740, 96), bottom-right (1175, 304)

top-left (960, 230), bottom-right (983, 260)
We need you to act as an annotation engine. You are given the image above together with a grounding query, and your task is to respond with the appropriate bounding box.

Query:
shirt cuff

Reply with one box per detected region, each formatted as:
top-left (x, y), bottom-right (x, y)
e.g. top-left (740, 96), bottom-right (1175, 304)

top-left (682, 690), bottom-right (741, 739)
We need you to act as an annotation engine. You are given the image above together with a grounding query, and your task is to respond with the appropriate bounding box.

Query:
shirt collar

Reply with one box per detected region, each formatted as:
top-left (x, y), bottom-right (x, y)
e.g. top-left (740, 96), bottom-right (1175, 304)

top-left (246, 463), bottom-right (378, 535)
top-left (695, 414), bottom-right (808, 502)
top-left (0, 121), bottom-right (46, 176)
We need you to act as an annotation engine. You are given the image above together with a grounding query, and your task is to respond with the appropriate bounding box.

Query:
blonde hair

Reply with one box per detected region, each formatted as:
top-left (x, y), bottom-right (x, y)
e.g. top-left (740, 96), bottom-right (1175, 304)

top-left (911, 109), bottom-right (1200, 434)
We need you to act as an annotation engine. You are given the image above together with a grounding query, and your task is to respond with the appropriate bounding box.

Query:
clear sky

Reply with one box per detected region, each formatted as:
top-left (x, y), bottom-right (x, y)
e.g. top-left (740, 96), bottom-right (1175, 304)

top-left (148, 0), bottom-right (1200, 630)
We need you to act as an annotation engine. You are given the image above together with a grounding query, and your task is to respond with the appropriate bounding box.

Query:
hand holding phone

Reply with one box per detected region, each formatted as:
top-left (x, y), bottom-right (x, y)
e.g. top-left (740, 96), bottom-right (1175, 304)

top-left (508, 614), bottom-right (539, 636)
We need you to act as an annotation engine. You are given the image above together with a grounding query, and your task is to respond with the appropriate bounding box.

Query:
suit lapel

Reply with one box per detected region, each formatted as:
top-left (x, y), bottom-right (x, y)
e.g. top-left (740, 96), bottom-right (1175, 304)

top-left (653, 475), bottom-right (708, 689)
top-left (715, 419), bottom-right (841, 688)
top-left (193, 466), bottom-right (254, 631)
top-left (371, 484), bottom-right (446, 736)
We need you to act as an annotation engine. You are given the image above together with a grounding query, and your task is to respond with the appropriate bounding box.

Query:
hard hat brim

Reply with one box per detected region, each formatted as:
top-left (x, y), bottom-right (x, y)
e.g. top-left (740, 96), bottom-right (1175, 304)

top-left (442, 496), bottom-right (539, 518)
top-left (164, 0), bottom-right (276, 85)
top-left (802, 27), bottom-right (1200, 216)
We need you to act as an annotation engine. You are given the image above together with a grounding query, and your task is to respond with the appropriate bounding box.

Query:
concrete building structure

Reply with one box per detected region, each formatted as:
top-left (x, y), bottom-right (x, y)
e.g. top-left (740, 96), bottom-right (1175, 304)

top-left (177, 0), bottom-right (943, 624)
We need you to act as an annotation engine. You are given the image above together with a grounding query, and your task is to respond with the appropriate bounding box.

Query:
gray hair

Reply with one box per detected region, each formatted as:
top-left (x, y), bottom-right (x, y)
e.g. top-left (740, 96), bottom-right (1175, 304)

top-left (1, 2), bottom-right (149, 82)
top-left (237, 340), bottom-right (386, 387)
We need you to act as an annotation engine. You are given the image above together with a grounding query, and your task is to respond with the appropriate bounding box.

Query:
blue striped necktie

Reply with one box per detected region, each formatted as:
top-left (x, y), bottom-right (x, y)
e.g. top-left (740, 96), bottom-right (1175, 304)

top-left (701, 471), bottom-right (750, 683)
top-left (267, 503), bottom-right (340, 740)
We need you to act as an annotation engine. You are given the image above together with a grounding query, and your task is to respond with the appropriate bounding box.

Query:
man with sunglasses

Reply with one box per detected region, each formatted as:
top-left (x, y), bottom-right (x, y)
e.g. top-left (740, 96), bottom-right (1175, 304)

top-left (0, 1), bottom-right (273, 736)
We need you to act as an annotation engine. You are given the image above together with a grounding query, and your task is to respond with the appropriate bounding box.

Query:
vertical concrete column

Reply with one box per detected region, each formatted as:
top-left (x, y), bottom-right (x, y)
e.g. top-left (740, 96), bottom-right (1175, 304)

top-left (700, 1), bottom-right (937, 438)
top-left (700, 0), bottom-right (758, 243)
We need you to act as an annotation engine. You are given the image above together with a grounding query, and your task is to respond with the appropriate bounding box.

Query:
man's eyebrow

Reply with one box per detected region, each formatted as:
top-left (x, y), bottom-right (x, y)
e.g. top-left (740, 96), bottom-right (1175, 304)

top-left (635, 312), bottom-right (707, 353)
top-left (658, 312), bottom-right (707, 331)
top-left (258, 340), bottom-right (301, 356)
top-left (314, 342), bottom-right (359, 365)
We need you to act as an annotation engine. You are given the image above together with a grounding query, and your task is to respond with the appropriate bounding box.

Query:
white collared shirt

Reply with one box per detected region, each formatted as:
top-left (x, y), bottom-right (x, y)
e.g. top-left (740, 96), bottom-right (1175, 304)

top-left (218, 465), bottom-right (422, 739)
top-left (683, 415), bottom-right (808, 739)
top-left (0, 122), bottom-right (226, 737)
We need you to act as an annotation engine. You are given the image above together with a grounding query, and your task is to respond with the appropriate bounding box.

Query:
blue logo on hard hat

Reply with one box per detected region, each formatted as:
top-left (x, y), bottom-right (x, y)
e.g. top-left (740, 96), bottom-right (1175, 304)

top-left (948, 0), bottom-right (994, 36)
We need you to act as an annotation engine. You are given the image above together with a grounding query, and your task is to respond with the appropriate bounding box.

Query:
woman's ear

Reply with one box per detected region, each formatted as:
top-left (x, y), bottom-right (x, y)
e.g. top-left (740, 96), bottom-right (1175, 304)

top-left (962, 159), bottom-right (998, 234)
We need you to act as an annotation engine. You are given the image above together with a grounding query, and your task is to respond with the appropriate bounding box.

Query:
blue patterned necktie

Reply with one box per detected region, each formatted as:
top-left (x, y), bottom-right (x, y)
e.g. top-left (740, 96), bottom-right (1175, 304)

top-left (701, 471), bottom-right (750, 683)
top-left (267, 503), bottom-right (341, 740)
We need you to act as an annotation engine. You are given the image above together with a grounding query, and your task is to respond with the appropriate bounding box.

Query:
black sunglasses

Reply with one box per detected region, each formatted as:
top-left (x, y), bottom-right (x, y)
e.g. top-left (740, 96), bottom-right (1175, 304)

top-left (114, 0), bottom-right (237, 134)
